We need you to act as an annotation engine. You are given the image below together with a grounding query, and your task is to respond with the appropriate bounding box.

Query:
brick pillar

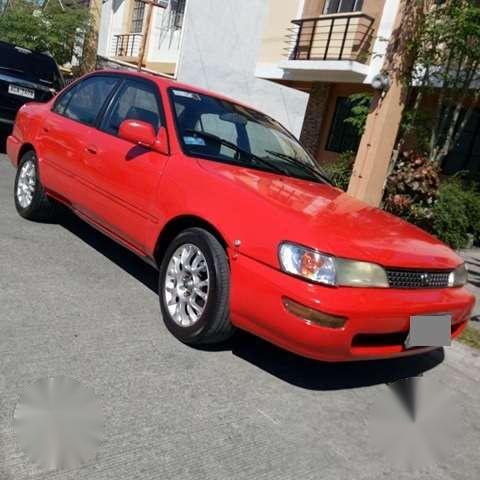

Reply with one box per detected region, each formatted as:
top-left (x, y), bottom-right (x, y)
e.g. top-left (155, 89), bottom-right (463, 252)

top-left (299, 83), bottom-right (331, 157)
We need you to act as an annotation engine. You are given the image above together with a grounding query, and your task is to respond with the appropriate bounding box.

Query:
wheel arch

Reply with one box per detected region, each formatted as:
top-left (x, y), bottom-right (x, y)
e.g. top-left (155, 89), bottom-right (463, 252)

top-left (153, 215), bottom-right (229, 267)
top-left (18, 143), bottom-right (36, 163)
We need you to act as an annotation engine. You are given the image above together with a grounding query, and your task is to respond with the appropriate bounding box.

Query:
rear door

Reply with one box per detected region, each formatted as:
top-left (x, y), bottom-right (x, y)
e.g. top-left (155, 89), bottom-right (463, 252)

top-left (79, 77), bottom-right (169, 253)
top-left (37, 75), bottom-right (121, 207)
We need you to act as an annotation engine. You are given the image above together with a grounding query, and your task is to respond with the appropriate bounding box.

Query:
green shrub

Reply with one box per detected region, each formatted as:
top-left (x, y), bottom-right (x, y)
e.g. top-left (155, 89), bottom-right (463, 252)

top-left (431, 179), bottom-right (471, 249)
top-left (323, 151), bottom-right (354, 191)
top-left (383, 153), bottom-right (480, 249)
top-left (383, 151), bottom-right (440, 230)
top-left (430, 178), bottom-right (480, 249)
top-left (464, 183), bottom-right (480, 243)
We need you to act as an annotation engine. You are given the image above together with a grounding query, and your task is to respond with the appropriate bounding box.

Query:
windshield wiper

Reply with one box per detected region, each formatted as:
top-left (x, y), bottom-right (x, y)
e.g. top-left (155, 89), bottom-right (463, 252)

top-left (264, 149), bottom-right (331, 184)
top-left (184, 129), bottom-right (288, 176)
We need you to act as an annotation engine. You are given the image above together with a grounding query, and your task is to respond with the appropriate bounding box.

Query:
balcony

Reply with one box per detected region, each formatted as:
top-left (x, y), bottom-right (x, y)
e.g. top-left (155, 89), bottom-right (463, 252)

top-left (289, 12), bottom-right (374, 62)
top-left (112, 33), bottom-right (143, 59)
top-left (274, 12), bottom-right (375, 83)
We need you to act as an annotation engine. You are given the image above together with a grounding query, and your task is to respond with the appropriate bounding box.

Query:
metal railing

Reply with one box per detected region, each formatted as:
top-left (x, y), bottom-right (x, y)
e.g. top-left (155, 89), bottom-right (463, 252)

top-left (113, 33), bottom-right (143, 58)
top-left (287, 13), bottom-right (375, 63)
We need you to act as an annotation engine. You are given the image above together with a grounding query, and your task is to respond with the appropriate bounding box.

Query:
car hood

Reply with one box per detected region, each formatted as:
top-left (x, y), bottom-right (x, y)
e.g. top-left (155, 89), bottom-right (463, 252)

top-left (197, 161), bottom-right (462, 270)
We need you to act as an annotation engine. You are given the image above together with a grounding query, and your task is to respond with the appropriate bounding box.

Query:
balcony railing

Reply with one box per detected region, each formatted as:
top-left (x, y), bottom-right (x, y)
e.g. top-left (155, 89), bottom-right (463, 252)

top-left (113, 33), bottom-right (143, 58)
top-left (288, 12), bottom-right (375, 63)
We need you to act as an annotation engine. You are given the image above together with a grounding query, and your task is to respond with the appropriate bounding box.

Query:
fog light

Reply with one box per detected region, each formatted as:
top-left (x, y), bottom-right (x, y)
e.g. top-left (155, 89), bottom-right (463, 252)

top-left (282, 297), bottom-right (347, 329)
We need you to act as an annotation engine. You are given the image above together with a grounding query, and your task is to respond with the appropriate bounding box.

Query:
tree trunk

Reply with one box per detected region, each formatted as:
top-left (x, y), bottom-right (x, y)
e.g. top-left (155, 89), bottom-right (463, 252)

top-left (435, 103), bottom-right (462, 163)
top-left (453, 90), bottom-right (480, 145)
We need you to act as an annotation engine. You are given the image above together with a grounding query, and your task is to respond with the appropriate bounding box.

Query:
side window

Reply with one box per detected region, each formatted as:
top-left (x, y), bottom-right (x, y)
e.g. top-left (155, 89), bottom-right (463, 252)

top-left (101, 80), bottom-right (163, 136)
top-left (56, 76), bottom-right (119, 126)
top-left (53, 87), bottom-right (75, 115)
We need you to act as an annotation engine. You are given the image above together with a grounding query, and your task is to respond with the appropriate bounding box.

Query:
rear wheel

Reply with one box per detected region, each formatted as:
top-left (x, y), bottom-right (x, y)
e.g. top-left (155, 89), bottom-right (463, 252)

top-left (159, 228), bottom-right (234, 345)
top-left (14, 151), bottom-right (58, 221)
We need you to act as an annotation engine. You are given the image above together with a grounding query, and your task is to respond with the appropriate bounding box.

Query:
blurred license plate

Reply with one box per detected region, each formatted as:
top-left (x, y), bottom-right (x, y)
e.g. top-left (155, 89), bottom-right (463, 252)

top-left (8, 84), bottom-right (35, 99)
top-left (405, 314), bottom-right (451, 349)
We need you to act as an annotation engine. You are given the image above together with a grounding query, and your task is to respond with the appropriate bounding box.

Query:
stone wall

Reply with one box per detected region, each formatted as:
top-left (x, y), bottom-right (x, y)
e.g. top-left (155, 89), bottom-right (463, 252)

top-left (299, 83), bottom-right (331, 156)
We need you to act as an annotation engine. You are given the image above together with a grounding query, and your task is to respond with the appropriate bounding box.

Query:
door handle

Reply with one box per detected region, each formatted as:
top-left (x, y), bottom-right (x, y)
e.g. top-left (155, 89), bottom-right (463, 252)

top-left (85, 145), bottom-right (98, 155)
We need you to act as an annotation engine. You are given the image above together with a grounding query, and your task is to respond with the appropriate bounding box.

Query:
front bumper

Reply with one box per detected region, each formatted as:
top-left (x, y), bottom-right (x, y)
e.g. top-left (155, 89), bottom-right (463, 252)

top-left (230, 253), bottom-right (475, 362)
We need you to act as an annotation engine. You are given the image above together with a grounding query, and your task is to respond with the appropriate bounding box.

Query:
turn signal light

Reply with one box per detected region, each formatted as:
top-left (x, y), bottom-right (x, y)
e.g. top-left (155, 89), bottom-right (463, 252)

top-left (282, 297), bottom-right (347, 329)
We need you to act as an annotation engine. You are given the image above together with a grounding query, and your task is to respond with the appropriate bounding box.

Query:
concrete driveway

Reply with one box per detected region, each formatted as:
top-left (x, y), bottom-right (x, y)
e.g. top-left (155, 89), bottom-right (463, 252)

top-left (0, 151), bottom-right (479, 480)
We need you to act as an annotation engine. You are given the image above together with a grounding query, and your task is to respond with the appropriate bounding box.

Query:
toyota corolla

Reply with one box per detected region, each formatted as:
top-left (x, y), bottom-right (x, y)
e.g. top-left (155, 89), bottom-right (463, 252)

top-left (7, 70), bottom-right (475, 361)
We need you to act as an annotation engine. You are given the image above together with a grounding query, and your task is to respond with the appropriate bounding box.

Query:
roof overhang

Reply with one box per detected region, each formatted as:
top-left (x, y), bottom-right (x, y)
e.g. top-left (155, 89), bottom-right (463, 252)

top-left (256, 60), bottom-right (369, 84)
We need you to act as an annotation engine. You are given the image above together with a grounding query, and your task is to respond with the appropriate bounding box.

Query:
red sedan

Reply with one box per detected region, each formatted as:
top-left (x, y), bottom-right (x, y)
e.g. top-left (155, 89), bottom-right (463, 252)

top-left (7, 70), bottom-right (475, 361)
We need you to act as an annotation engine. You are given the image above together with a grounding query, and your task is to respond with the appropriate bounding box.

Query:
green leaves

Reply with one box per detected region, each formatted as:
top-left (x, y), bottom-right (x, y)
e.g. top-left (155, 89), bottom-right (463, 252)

top-left (384, 151), bottom-right (441, 229)
top-left (384, 151), bottom-right (480, 248)
top-left (323, 151), bottom-right (355, 191)
top-left (0, 1), bottom-right (91, 65)
top-left (343, 93), bottom-right (373, 137)
top-left (432, 177), bottom-right (480, 249)
top-left (403, 0), bottom-right (480, 163)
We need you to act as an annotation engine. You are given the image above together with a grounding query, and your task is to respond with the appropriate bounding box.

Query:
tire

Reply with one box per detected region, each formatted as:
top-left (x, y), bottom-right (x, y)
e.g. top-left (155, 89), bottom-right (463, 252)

top-left (14, 150), bottom-right (58, 221)
top-left (159, 227), bottom-right (235, 345)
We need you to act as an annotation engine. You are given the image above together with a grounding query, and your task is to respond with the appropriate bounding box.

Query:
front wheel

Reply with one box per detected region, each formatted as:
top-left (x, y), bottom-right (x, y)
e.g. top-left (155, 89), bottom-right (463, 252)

top-left (158, 228), bottom-right (234, 345)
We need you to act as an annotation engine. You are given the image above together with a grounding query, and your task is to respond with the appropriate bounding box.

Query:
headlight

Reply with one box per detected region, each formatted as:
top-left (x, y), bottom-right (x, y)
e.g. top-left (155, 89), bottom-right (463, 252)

top-left (278, 242), bottom-right (389, 288)
top-left (335, 258), bottom-right (389, 288)
top-left (448, 263), bottom-right (468, 287)
top-left (279, 242), bottom-right (336, 285)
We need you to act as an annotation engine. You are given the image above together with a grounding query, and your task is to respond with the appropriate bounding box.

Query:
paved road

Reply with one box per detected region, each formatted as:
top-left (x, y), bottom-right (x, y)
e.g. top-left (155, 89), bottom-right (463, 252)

top-left (1, 152), bottom-right (479, 480)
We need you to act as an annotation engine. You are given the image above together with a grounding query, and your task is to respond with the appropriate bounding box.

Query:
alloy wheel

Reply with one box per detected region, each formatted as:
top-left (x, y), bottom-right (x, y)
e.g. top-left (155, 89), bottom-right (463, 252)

top-left (164, 243), bottom-right (210, 327)
top-left (16, 159), bottom-right (36, 208)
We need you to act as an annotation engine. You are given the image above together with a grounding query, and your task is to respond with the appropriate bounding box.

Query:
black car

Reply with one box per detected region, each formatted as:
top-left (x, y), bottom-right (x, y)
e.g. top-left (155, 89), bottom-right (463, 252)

top-left (0, 41), bottom-right (64, 128)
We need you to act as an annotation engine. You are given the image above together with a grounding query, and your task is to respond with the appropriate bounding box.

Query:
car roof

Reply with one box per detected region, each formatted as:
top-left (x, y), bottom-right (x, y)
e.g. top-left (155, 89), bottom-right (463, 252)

top-left (93, 69), bottom-right (255, 111)
top-left (0, 40), bottom-right (56, 61)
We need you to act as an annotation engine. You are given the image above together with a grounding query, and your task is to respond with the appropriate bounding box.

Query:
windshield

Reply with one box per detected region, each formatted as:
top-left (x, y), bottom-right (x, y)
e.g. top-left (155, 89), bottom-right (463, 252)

top-left (0, 43), bottom-right (63, 90)
top-left (169, 88), bottom-right (331, 184)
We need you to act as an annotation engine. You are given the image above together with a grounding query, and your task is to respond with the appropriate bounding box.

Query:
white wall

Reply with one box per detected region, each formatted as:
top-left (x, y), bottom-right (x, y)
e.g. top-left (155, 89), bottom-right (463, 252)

top-left (175, 0), bottom-right (308, 137)
top-left (97, 0), bottom-right (129, 57)
top-left (364, 0), bottom-right (401, 84)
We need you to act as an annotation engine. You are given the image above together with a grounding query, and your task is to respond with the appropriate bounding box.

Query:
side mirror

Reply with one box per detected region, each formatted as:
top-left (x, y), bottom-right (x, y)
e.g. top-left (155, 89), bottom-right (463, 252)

top-left (118, 119), bottom-right (169, 154)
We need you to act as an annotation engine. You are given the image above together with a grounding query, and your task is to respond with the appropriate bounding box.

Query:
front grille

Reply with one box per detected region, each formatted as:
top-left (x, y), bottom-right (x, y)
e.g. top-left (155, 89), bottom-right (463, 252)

top-left (386, 269), bottom-right (451, 289)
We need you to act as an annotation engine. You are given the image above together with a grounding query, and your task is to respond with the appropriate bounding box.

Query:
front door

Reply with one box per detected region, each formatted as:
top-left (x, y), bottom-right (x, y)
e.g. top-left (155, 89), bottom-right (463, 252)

top-left (79, 78), bottom-right (169, 254)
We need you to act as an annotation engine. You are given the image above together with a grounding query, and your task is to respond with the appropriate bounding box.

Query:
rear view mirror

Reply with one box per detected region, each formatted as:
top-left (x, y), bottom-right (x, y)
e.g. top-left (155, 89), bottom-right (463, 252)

top-left (219, 112), bottom-right (247, 125)
top-left (118, 120), bottom-right (169, 154)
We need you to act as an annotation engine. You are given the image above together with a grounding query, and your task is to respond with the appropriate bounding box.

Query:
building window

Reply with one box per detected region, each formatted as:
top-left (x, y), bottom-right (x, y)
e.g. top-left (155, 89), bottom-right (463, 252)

top-left (325, 97), bottom-right (361, 154)
top-left (324, 0), bottom-right (364, 14)
top-left (131, 1), bottom-right (146, 33)
top-left (172, 0), bottom-right (187, 29)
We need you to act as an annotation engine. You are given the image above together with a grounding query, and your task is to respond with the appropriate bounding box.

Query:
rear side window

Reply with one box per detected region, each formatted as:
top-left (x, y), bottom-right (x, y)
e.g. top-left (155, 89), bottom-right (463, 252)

top-left (100, 79), bottom-right (163, 135)
top-left (53, 76), bottom-right (119, 126)
top-left (53, 88), bottom-right (75, 116)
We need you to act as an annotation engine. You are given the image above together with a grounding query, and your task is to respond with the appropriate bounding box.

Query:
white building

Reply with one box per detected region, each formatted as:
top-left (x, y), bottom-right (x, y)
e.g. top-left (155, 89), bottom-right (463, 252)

top-left (96, 0), bottom-right (308, 136)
